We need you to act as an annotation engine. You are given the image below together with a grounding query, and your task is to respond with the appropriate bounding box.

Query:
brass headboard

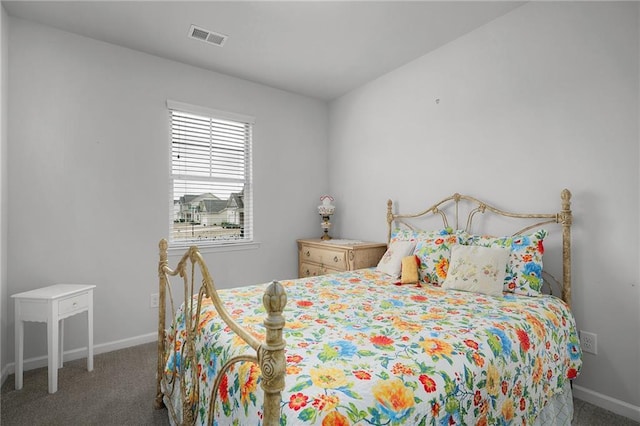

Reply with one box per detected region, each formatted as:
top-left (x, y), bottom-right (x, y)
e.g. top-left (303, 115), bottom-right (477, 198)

top-left (386, 189), bottom-right (573, 306)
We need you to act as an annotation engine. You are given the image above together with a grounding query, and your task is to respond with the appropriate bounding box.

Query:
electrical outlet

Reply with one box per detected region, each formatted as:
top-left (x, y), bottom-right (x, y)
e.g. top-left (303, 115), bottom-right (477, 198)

top-left (150, 293), bottom-right (159, 308)
top-left (580, 330), bottom-right (597, 355)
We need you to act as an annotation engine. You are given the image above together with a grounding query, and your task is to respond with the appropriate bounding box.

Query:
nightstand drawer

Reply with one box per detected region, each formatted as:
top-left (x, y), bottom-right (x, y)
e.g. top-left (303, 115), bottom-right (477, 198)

top-left (300, 246), bottom-right (347, 270)
top-left (299, 262), bottom-right (342, 278)
top-left (59, 293), bottom-right (90, 316)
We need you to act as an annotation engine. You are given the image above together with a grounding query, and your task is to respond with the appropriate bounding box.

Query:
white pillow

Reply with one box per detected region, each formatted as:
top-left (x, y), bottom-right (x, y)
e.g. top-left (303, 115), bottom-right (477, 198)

top-left (376, 240), bottom-right (416, 278)
top-left (441, 245), bottom-right (510, 297)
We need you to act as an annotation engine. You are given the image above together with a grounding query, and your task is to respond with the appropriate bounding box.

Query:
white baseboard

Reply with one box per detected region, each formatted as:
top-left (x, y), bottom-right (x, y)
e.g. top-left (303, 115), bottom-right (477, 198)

top-left (0, 332), bottom-right (157, 386)
top-left (573, 384), bottom-right (640, 422)
top-left (0, 363), bottom-right (10, 387)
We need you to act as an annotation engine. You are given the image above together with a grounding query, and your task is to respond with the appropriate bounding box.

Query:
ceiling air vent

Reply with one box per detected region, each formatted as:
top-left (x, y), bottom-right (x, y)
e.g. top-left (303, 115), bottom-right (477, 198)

top-left (188, 24), bottom-right (228, 47)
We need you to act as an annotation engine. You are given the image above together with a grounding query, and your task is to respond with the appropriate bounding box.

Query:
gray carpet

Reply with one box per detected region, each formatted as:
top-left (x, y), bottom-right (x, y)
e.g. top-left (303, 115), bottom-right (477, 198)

top-left (1, 342), bottom-right (637, 425)
top-left (1, 342), bottom-right (169, 425)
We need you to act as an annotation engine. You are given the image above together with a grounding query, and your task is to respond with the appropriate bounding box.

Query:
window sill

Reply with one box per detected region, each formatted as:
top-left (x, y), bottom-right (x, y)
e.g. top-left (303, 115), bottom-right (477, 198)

top-left (168, 241), bottom-right (261, 255)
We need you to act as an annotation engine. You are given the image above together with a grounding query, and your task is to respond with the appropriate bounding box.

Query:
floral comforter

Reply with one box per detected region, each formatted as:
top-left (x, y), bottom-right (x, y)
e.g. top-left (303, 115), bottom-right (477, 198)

top-left (163, 269), bottom-right (582, 425)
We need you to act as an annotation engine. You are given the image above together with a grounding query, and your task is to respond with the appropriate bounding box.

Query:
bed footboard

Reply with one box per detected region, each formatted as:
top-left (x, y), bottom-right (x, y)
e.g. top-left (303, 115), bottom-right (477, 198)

top-left (154, 239), bottom-right (287, 426)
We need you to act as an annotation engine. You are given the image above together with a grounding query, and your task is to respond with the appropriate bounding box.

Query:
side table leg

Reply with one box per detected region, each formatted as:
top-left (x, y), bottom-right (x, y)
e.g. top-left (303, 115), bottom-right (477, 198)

top-left (59, 319), bottom-right (64, 369)
top-left (47, 303), bottom-right (59, 394)
top-left (14, 314), bottom-right (23, 390)
top-left (87, 293), bottom-right (94, 371)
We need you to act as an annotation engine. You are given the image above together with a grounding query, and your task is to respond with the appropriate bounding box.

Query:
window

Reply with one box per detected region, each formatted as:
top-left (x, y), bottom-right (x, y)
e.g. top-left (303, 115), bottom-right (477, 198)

top-left (168, 100), bottom-right (253, 247)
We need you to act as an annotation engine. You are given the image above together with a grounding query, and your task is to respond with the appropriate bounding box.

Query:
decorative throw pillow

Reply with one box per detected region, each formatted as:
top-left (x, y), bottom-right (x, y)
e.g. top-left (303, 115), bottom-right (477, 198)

top-left (442, 245), bottom-right (510, 297)
top-left (389, 227), bottom-right (417, 243)
top-left (413, 229), bottom-right (466, 286)
top-left (466, 229), bottom-right (548, 296)
top-left (376, 240), bottom-right (416, 278)
top-left (399, 255), bottom-right (420, 284)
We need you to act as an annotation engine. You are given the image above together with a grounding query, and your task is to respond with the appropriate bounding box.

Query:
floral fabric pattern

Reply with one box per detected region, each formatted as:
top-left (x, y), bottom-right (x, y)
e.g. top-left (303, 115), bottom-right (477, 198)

top-left (411, 229), bottom-right (465, 286)
top-left (390, 227), bottom-right (465, 285)
top-left (466, 229), bottom-right (548, 296)
top-left (163, 268), bottom-right (581, 426)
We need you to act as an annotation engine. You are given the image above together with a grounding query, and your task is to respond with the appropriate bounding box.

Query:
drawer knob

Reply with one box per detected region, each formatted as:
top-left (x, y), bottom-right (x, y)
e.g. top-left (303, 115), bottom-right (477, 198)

top-left (73, 302), bottom-right (77, 307)
top-left (334, 256), bottom-right (339, 263)
top-left (305, 250), bottom-right (310, 257)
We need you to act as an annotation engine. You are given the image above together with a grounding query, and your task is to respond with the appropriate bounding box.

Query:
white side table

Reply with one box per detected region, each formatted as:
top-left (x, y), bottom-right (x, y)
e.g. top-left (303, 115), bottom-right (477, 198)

top-left (12, 284), bottom-right (95, 393)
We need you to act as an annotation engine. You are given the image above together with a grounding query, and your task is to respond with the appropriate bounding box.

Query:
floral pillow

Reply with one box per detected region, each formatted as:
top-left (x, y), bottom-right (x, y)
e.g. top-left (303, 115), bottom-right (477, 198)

top-left (465, 229), bottom-right (548, 296)
top-left (412, 229), bottom-right (466, 286)
top-left (442, 245), bottom-right (510, 297)
top-left (389, 227), bottom-right (418, 243)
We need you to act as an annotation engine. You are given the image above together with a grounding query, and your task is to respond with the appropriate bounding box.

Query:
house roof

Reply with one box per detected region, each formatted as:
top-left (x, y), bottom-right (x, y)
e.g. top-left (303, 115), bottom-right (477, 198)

top-left (178, 194), bottom-right (198, 205)
top-left (200, 199), bottom-right (229, 214)
top-left (190, 193), bottom-right (220, 204)
top-left (227, 192), bottom-right (244, 210)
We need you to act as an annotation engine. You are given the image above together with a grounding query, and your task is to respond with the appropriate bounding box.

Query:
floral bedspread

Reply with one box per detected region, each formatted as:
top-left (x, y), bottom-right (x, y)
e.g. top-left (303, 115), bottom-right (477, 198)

top-left (163, 269), bottom-right (582, 426)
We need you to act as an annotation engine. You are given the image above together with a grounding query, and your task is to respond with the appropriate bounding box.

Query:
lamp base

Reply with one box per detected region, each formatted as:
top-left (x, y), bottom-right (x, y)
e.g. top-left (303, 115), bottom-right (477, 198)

top-left (320, 214), bottom-right (332, 240)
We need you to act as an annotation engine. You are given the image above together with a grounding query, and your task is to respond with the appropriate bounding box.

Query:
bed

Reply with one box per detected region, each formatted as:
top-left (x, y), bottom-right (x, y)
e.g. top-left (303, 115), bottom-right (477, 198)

top-left (154, 189), bottom-right (582, 426)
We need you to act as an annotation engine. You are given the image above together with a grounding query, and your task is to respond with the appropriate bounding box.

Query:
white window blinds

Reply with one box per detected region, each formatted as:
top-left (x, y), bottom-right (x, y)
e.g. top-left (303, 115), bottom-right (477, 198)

top-left (168, 101), bottom-right (253, 246)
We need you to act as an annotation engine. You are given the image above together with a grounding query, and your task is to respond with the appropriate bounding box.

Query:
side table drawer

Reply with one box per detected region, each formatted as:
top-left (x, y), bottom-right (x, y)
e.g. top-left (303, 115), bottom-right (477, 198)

top-left (59, 292), bottom-right (90, 316)
top-left (301, 246), bottom-right (347, 270)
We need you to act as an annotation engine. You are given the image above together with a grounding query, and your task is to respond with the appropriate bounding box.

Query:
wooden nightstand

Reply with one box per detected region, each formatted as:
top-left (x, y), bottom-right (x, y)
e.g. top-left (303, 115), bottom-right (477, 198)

top-left (297, 239), bottom-right (387, 278)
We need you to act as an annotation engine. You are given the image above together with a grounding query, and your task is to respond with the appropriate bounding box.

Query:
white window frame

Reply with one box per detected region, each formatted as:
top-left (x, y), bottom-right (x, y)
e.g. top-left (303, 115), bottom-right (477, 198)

top-left (167, 100), bottom-right (257, 252)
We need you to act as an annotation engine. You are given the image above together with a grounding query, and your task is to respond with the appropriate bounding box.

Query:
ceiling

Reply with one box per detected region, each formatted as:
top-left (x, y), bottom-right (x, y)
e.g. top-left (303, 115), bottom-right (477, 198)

top-left (2, 1), bottom-right (524, 101)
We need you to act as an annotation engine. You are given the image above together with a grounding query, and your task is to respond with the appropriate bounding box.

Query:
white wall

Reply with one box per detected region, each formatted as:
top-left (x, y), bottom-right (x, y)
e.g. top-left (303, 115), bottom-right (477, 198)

top-left (0, 4), bottom-right (8, 385)
top-left (5, 17), bottom-right (328, 365)
top-left (329, 1), bottom-right (640, 419)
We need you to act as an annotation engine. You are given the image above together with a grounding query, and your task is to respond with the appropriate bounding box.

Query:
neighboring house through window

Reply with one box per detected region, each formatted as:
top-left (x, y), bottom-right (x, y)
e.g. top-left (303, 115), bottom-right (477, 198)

top-left (168, 100), bottom-right (253, 247)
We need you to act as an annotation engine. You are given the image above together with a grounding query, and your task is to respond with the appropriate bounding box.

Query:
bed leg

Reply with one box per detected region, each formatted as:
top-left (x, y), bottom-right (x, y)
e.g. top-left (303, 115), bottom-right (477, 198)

top-left (260, 281), bottom-right (287, 426)
top-left (154, 239), bottom-right (169, 410)
top-left (560, 189), bottom-right (572, 307)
